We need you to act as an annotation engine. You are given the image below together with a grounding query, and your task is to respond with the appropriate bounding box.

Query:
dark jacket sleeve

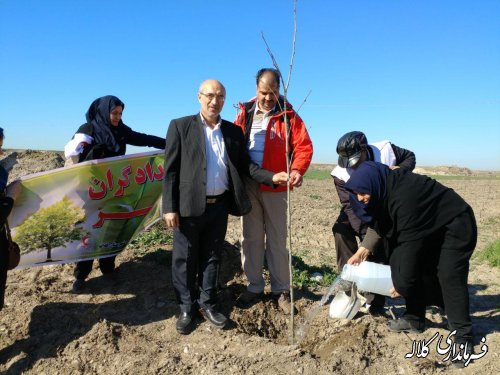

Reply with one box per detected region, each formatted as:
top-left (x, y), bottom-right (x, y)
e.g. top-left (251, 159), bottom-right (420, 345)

top-left (334, 176), bottom-right (367, 236)
top-left (242, 146), bottom-right (274, 186)
top-left (391, 144), bottom-right (416, 171)
top-left (124, 126), bottom-right (166, 149)
top-left (162, 120), bottom-right (180, 213)
top-left (248, 161), bottom-right (275, 186)
top-left (359, 226), bottom-right (382, 253)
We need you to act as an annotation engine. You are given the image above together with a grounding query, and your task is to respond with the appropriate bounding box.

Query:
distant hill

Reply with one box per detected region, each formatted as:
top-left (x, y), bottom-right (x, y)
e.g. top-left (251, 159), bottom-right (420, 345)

top-left (414, 166), bottom-right (472, 176)
top-left (1, 151), bottom-right (498, 183)
top-left (310, 163), bottom-right (499, 177)
top-left (1, 149), bottom-right (65, 182)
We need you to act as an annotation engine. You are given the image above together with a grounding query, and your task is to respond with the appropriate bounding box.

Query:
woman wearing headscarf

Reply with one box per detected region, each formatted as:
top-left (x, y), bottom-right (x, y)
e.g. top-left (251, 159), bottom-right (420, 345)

top-left (64, 95), bottom-right (165, 293)
top-left (344, 161), bottom-right (477, 351)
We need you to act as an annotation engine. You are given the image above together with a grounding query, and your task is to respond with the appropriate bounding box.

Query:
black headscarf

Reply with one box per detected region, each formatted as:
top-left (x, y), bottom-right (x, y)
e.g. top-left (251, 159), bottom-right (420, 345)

top-left (85, 95), bottom-right (125, 153)
top-left (344, 161), bottom-right (390, 224)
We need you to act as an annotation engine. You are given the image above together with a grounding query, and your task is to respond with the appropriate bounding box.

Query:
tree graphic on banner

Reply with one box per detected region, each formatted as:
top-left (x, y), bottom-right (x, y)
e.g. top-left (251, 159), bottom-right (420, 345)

top-left (14, 196), bottom-right (87, 262)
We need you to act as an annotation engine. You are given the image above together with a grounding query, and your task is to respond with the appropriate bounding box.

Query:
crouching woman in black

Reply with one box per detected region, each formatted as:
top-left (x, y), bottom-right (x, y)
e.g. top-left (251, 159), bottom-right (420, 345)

top-left (64, 95), bottom-right (165, 293)
top-left (345, 161), bottom-right (477, 350)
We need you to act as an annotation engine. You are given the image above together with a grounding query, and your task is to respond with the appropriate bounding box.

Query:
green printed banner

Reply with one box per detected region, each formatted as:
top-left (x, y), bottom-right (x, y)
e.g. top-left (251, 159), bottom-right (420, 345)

top-left (7, 151), bottom-right (164, 268)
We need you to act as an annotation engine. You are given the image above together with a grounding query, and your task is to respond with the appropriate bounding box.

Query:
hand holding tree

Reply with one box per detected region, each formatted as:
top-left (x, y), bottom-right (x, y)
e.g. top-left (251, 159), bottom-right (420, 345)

top-left (272, 172), bottom-right (289, 185)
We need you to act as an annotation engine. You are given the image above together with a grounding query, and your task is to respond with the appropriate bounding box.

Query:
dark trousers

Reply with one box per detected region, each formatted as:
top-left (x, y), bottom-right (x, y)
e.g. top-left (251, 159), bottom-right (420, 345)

top-left (172, 198), bottom-right (229, 314)
top-left (333, 215), bottom-right (386, 307)
top-left (333, 218), bottom-right (359, 271)
top-left (0, 234), bottom-right (8, 310)
top-left (74, 256), bottom-right (116, 281)
top-left (390, 208), bottom-right (477, 342)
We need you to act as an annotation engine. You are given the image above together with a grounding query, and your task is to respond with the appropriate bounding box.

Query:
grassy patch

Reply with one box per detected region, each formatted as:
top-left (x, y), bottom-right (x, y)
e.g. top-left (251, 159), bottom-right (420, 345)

top-left (331, 202), bottom-right (342, 211)
top-left (477, 240), bottom-right (500, 268)
top-left (129, 220), bottom-right (173, 249)
top-left (292, 255), bottom-right (338, 289)
top-left (129, 221), bottom-right (173, 266)
top-left (304, 169), bottom-right (332, 180)
top-left (309, 194), bottom-right (322, 200)
top-left (305, 169), bottom-right (499, 181)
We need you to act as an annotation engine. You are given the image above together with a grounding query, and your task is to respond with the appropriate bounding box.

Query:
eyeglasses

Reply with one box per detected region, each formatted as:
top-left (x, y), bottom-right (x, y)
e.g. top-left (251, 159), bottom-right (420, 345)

top-left (200, 92), bottom-right (225, 102)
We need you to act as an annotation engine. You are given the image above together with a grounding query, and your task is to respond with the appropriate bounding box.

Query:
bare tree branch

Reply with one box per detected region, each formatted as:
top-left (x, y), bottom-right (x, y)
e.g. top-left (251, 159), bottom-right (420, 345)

top-left (296, 90), bottom-right (312, 114)
top-left (285, 0), bottom-right (297, 92)
top-left (260, 32), bottom-right (287, 94)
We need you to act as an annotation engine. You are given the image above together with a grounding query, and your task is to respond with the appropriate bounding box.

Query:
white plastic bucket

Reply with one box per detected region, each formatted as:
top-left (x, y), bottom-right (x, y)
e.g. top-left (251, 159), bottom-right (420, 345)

top-left (341, 261), bottom-right (393, 297)
top-left (329, 289), bottom-right (361, 319)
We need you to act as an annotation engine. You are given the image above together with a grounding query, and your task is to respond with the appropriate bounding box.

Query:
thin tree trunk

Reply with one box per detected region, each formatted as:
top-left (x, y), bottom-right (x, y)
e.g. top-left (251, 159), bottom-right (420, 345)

top-left (261, 0), bottom-right (298, 344)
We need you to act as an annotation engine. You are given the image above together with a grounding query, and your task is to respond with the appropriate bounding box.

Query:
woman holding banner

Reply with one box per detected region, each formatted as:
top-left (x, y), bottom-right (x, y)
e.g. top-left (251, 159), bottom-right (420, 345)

top-left (65, 95), bottom-right (165, 293)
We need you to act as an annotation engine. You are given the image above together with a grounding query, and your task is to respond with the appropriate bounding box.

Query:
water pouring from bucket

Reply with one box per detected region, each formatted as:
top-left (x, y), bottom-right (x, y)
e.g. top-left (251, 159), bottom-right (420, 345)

top-left (295, 261), bottom-right (393, 342)
top-left (295, 275), bottom-right (359, 342)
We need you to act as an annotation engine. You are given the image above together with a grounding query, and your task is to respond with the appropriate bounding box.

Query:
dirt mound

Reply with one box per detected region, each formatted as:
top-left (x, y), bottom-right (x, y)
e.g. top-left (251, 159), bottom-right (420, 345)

top-left (414, 165), bottom-right (473, 176)
top-left (1, 149), bottom-right (65, 182)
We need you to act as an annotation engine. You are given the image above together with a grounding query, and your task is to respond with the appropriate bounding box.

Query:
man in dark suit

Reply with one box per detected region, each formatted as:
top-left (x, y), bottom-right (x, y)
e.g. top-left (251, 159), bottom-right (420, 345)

top-left (163, 79), bottom-right (288, 334)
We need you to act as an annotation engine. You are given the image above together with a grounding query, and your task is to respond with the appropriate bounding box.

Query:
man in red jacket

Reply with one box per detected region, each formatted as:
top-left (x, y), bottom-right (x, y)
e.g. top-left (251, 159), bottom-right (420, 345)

top-left (233, 68), bottom-right (313, 313)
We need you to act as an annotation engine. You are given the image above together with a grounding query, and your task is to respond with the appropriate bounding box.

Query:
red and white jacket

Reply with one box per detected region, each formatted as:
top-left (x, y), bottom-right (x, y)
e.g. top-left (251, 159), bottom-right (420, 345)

top-left (234, 98), bottom-right (313, 192)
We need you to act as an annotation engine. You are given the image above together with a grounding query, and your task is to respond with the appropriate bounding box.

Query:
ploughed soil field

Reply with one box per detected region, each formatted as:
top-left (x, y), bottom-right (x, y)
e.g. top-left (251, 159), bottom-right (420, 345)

top-left (0, 150), bottom-right (499, 374)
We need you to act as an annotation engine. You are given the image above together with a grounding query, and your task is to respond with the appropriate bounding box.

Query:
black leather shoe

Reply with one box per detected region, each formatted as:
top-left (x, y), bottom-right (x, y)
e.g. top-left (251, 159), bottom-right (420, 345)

top-left (176, 312), bottom-right (194, 334)
top-left (388, 317), bottom-right (425, 333)
top-left (199, 308), bottom-right (227, 329)
top-left (368, 303), bottom-right (388, 317)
